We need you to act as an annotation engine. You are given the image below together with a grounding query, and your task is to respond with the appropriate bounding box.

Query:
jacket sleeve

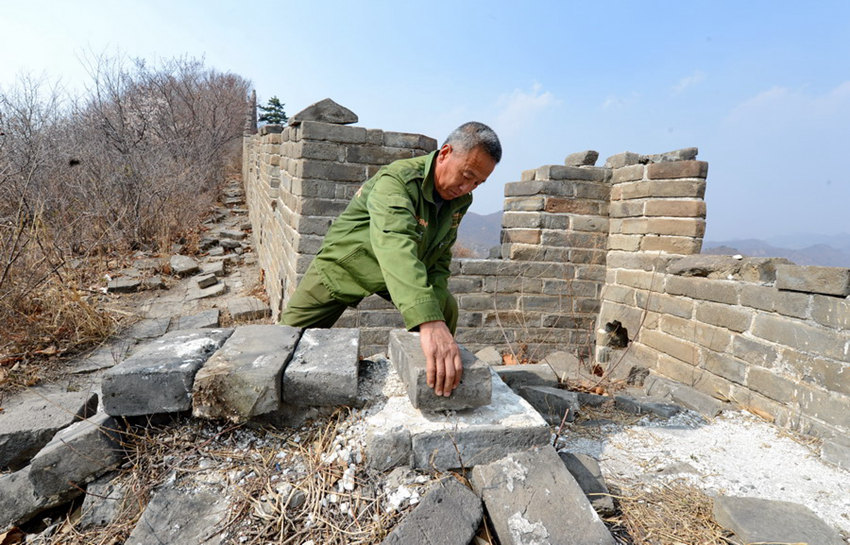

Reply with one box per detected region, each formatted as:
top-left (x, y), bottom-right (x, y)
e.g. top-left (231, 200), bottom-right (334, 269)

top-left (367, 174), bottom-right (445, 329)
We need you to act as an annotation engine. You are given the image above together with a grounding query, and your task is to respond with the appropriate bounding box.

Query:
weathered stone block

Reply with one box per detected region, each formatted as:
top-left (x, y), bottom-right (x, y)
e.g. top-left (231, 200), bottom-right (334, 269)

top-left (381, 478), bottom-right (482, 545)
top-left (646, 160), bottom-right (708, 180)
top-left (107, 277), bottom-right (141, 293)
top-left (811, 294), bottom-right (850, 329)
top-left (0, 389), bottom-right (98, 471)
top-left (694, 301), bottom-right (752, 332)
top-left (193, 325), bottom-right (301, 422)
top-left (289, 98), bottom-right (358, 125)
top-left (102, 329), bottom-right (233, 416)
top-left (169, 254), bottom-right (199, 277)
top-left (537, 164), bottom-right (607, 182)
top-left (564, 150), bottom-right (599, 166)
top-left (124, 484), bottom-right (230, 545)
top-left (283, 328), bottom-right (359, 406)
top-left (775, 264), bottom-right (850, 296)
top-left (79, 474), bottom-right (128, 529)
top-left (665, 276), bottom-right (739, 304)
top-left (544, 197), bottom-right (605, 215)
top-left (712, 496), bottom-right (844, 545)
top-left (640, 330), bottom-right (698, 364)
top-left (0, 466), bottom-right (60, 531)
top-left (644, 199), bottom-right (706, 218)
top-left (388, 329), bottom-right (492, 411)
top-left (228, 296), bottom-right (271, 321)
top-left (494, 363), bottom-right (558, 391)
top-left (752, 314), bottom-right (847, 362)
top-left (639, 235), bottom-right (702, 254)
top-left (613, 395), bottom-right (681, 418)
top-left (611, 163), bottom-right (644, 183)
top-left (605, 151), bottom-right (641, 169)
top-left (558, 452), bottom-right (615, 515)
top-left (365, 428), bottom-right (412, 471)
top-left (519, 386), bottom-right (580, 424)
top-left (29, 413), bottom-right (123, 499)
top-left (299, 120), bottom-right (366, 144)
top-left (471, 446), bottom-right (616, 545)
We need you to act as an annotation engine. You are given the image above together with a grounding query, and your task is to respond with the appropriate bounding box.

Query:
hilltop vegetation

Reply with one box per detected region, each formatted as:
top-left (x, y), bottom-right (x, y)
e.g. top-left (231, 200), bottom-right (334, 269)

top-left (0, 54), bottom-right (250, 387)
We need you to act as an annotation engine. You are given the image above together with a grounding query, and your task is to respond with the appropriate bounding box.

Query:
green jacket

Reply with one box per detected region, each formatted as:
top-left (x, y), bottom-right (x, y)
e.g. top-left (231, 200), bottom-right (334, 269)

top-left (312, 150), bottom-right (471, 329)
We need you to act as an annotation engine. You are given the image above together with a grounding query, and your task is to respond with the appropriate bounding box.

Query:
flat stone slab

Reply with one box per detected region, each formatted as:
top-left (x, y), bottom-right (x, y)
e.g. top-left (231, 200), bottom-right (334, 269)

top-left (29, 413), bottom-right (123, 500)
top-left (201, 260), bottom-right (225, 277)
top-left (494, 363), bottom-right (558, 391)
top-left (712, 496), bottom-right (845, 545)
top-left (172, 309), bottom-right (221, 330)
top-left (107, 277), bottom-right (141, 293)
top-left (775, 264), bottom-right (850, 296)
top-left (193, 325), bottom-right (301, 422)
top-left (170, 254), bottom-right (200, 277)
top-left (614, 394), bottom-right (681, 418)
top-left (79, 473), bottom-right (128, 529)
top-left (363, 366), bottom-right (549, 471)
top-left (283, 328), bottom-right (358, 407)
top-left (141, 275), bottom-right (165, 290)
top-left (381, 477), bottom-right (482, 545)
top-left (558, 452), bottom-right (615, 515)
top-left (0, 466), bottom-right (60, 531)
top-left (0, 389), bottom-right (98, 470)
top-left (475, 346), bottom-right (502, 365)
top-left (564, 150), bottom-right (599, 167)
top-left (124, 484), bottom-right (229, 545)
top-left (126, 317), bottom-right (171, 340)
top-left (228, 296), bottom-right (270, 321)
top-left (186, 281), bottom-right (226, 301)
top-left (519, 385), bottom-right (580, 424)
top-left (196, 273), bottom-right (218, 288)
top-left (218, 229), bottom-right (246, 240)
top-left (102, 329), bottom-right (233, 416)
top-left (389, 329), bottom-right (491, 411)
top-left (471, 446), bottom-right (616, 545)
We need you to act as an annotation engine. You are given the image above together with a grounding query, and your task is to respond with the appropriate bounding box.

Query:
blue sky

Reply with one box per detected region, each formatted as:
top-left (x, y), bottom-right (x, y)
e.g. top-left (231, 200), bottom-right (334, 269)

top-left (2, 1), bottom-right (849, 241)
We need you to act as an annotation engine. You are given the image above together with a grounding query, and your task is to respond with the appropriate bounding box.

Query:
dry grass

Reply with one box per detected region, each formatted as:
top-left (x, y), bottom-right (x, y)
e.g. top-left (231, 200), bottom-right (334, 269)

top-left (608, 479), bottom-right (730, 545)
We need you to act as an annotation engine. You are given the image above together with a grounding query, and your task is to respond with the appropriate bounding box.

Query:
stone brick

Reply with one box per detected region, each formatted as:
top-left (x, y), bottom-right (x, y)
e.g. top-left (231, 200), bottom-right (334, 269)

top-left (471, 446), bottom-right (616, 545)
top-left (746, 366), bottom-right (799, 403)
top-left (646, 160), bottom-right (708, 180)
top-left (573, 181), bottom-right (610, 200)
top-left (571, 215), bottom-right (608, 232)
top-left (616, 269), bottom-right (664, 291)
top-left (564, 150), bottom-right (599, 166)
top-left (389, 329), bottom-right (491, 410)
top-left (607, 250), bottom-right (675, 272)
top-left (811, 294), bottom-right (850, 329)
top-left (537, 164), bottom-right (607, 182)
top-left (713, 496), bottom-right (845, 545)
top-left (640, 330), bottom-right (698, 364)
top-left (544, 197), bottom-right (605, 215)
top-left (299, 120), bottom-right (366, 143)
top-left (29, 413), bottom-right (123, 499)
top-left (382, 477), bottom-right (482, 545)
top-left (752, 314), bottom-right (848, 362)
top-left (540, 230), bottom-right (606, 249)
top-left (192, 325), bottom-right (301, 422)
top-left (504, 196), bottom-right (545, 211)
top-left (521, 169), bottom-right (536, 181)
top-left (643, 199), bottom-right (706, 218)
top-left (283, 328), bottom-right (359, 406)
top-left (607, 234), bottom-right (641, 251)
top-left (703, 351), bottom-right (747, 384)
top-left (227, 296), bottom-right (271, 321)
top-left (775, 264), bottom-right (850, 296)
top-left (519, 386), bottom-right (580, 424)
top-left (621, 180), bottom-right (707, 199)
top-left (558, 452), bottom-right (615, 515)
top-left (731, 335), bottom-right (777, 368)
top-left (502, 211), bottom-right (544, 229)
top-left (739, 285), bottom-right (809, 318)
top-left (608, 200), bottom-right (644, 217)
top-left (504, 180), bottom-right (575, 197)
top-left (300, 159), bottom-right (365, 182)
top-left (611, 163), bottom-right (645, 183)
top-left (346, 145), bottom-right (414, 165)
top-left (644, 218), bottom-right (706, 237)
top-left (694, 301), bottom-right (752, 332)
top-left (501, 228), bottom-right (541, 244)
top-left (102, 329), bottom-right (234, 416)
top-left (447, 275), bottom-right (482, 293)
top-left (639, 235), bottom-right (702, 254)
top-left (784, 350), bottom-right (850, 395)
top-left (124, 484), bottom-right (229, 545)
top-left (299, 197), bottom-right (349, 216)
top-left (796, 382), bottom-right (850, 428)
top-left (665, 276), bottom-right (739, 304)
top-left (365, 428), bottom-right (411, 470)
top-left (645, 293), bottom-right (694, 319)
top-left (494, 364), bottom-right (559, 391)
top-left (605, 151), bottom-right (642, 169)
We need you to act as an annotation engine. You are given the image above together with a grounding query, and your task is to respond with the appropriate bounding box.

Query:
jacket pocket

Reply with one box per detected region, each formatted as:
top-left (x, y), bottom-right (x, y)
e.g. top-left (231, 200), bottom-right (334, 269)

top-left (337, 247), bottom-right (386, 294)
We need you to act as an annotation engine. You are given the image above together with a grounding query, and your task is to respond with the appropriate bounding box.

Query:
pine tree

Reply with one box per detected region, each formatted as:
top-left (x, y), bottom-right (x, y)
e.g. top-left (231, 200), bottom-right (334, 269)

top-left (258, 96), bottom-right (288, 125)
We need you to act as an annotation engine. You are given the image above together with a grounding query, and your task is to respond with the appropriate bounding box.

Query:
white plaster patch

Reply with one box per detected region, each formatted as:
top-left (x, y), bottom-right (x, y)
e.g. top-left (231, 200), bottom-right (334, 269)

top-left (501, 457), bottom-right (528, 493)
top-left (168, 338), bottom-right (218, 358)
top-left (507, 512), bottom-right (549, 545)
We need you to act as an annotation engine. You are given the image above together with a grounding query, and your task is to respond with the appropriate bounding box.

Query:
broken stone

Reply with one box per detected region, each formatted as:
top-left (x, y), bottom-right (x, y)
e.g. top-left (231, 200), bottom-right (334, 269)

top-left (172, 309), bottom-right (221, 330)
top-left (228, 296), bottom-right (270, 321)
top-left (558, 452), bottom-right (615, 515)
top-left (70, 343), bottom-right (130, 374)
top-left (220, 238), bottom-right (241, 250)
top-left (283, 328), bottom-right (358, 407)
top-left (141, 275), bottom-right (165, 290)
top-left (643, 147), bottom-right (699, 163)
top-left (169, 254), bottom-right (200, 277)
top-left (604, 151), bottom-right (642, 169)
top-left (0, 389), bottom-right (98, 471)
top-left (494, 363), bottom-right (559, 391)
top-left (775, 264), bottom-right (850, 296)
top-left (195, 273), bottom-right (218, 289)
top-left (712, 496), bottom-right (845, 545)
top-left (187, 281), bottom-right (227, 301)
top-left (471, 446), bottom-right (616, 545)
top-left (102, 329), bottom-right (233, 416)
top-left (519, 385), bottom-right (580, 424)
top-left (365, 428), bottom-right (412, 471)
top-left (0, 465), bottom-right (60, 531)
top-left (614, 394), bottom-right (681, 418)
top-left (125, 317), bottom-right (171, 340)
top-left (564, 150), bottom-right (599, 167)
top-left (78, 473), bottom-right (128, 529)
top-left (201, 260), bottom-right (225, 277)
top-left (193, 325), bottom-right (301, 422)
top-left (289, 98), bottom-right (358, 125)
top-left (381, 477), bottom-right (482, 545)
top-left (645, 375), bottom-right (726, 418)
top-left (208, 246), bottom-right (225, 256)
top-left (124, 484), bottom-right (229, 545)
top-left (389, 329), bottom-right (491, 411)
top-left (133, 257), bottom-right (165, 271)
top-left (29, 413), bottom-right (123, 500)
top-left (542, 350), bottom-right (583, 382)
top-left (475, 345), bottom-right (502, 365)
top-left (107, 277), bottom-right (141, 293)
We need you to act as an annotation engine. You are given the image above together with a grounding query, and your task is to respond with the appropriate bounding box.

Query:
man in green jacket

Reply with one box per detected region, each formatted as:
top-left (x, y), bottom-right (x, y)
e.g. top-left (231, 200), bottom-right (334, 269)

top-left (281, 122), bottom-right (501, 398)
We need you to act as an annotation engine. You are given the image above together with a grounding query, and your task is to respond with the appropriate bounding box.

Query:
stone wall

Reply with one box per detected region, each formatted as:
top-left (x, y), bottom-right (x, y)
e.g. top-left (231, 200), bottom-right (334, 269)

top-left (596, 155), bottom-right (850, 466)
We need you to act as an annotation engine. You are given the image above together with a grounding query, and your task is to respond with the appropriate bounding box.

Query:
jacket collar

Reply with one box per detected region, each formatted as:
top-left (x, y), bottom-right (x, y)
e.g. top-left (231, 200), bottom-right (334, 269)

top-left (421, 150), bottom-right (473, 209)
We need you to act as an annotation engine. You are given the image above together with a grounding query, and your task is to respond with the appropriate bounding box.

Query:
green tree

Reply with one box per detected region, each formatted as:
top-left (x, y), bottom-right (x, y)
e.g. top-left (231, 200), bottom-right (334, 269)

top-left (258, 96), bottom-right (288, 125)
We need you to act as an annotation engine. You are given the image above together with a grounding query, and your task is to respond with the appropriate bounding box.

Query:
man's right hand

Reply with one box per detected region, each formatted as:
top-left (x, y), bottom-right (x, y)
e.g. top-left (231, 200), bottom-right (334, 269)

top-left (418, 320), bottom-right (462, 397)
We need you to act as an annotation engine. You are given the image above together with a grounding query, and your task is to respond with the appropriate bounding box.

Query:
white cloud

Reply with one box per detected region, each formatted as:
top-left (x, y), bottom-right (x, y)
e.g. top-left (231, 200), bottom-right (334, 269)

top-left (672, 70), bottom-right (706, 95)
top-left (494, 82), bottom-right (558, 132)
top-left (600, 93), bottom-right (639, 110)
top-left (726, 81), bottom-right (850, 125)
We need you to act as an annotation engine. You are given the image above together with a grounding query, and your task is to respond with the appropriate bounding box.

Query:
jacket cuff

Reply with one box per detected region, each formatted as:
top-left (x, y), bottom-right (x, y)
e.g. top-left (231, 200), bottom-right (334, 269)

top-left (400, 298), bottom-right (446, 330)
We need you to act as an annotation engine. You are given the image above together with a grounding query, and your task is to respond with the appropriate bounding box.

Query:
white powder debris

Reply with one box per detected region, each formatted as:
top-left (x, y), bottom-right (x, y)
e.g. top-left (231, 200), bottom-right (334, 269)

top-left (507, 512), bottom-right (549, 545)
top-left (501, 457), bottom-right (528, 493)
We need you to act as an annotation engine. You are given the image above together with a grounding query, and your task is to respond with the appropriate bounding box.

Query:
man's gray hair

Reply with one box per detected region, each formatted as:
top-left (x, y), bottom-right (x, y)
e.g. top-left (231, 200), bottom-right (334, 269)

top-left (443, 122), bottom-right (502, 163)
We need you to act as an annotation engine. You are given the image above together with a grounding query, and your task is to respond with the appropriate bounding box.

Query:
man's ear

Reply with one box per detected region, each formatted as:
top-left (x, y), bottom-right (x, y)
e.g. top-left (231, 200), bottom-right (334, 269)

top-left (437, 144), bottom-right (452, 162)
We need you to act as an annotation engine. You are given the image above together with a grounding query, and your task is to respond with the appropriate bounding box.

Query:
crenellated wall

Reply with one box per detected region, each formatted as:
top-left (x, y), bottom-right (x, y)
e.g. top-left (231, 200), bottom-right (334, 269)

top-left (242, 102), bottom-right (849, 466)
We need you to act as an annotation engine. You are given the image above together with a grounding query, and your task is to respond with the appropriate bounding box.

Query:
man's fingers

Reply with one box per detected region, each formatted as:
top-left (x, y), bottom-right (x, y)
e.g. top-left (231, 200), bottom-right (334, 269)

top-left (426, 356), bottom-right (436, 389)
top-left (452, 352), bottom-right (463, 390)
top-left (441, 355), bottom-right (455, 397)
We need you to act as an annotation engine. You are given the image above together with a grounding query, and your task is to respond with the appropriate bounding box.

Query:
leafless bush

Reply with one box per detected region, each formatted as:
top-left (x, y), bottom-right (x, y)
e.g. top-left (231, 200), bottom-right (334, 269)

top-left (0, 54), bottom-right (250, 380)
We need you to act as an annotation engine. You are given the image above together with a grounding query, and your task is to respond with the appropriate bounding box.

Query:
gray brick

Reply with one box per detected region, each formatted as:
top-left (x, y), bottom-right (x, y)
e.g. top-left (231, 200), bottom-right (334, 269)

top-left (519, 386), bottom-right (580, 424)
top-left (494, 363), bottom-right (558, 391)
top-left (752, 314), bottom-right (848, 362)
top-left (283, 328), bottom-right (359, 406)
top-left (564, 150), bottom-right (599, 166)
top-left (731, 336), bottom-right (777, 368)
top-left (776, 264), bottom-right (850, 296)
top-left (299, 120), bottom-right (366, 143)
top-left (605, 151), bottom-right (642, 169)
top-left (300, 159), bottom-right (365, 182)
top-left (388, 329), bottom-right (491, 410)
top-left (536, 164), bottom-right (608, 182)
top-left (193, 325), bottom-right (301, 422)
top-left (345, 145), bottom-right (414, 165)
top-left (646, 160), bottom-right (708, 180)
top-left (504, 180), bottom-right (575, 197)
top-left (703, 351), bottom-right (747, 384)
top-left (665, 276), bottom-right (739, 304)
top-left (811, 294), bottom-right (850, 329)
top-left (694, 302), bottom-right (752, 332)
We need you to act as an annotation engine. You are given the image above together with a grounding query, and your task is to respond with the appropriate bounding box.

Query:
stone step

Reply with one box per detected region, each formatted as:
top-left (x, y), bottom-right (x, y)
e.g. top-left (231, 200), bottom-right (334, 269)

top-left (282, 328), bottom-right (359, 407)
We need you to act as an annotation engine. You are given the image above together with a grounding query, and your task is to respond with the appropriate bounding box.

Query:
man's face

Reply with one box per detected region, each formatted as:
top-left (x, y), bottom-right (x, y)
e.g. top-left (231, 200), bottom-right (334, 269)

top-left (433, 144), bottom-right (497, 200)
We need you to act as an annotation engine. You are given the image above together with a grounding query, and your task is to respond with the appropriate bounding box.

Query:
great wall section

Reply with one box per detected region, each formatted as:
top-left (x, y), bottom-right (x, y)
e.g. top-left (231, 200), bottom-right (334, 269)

top-left (243, 99), bottom-right (850, 469)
